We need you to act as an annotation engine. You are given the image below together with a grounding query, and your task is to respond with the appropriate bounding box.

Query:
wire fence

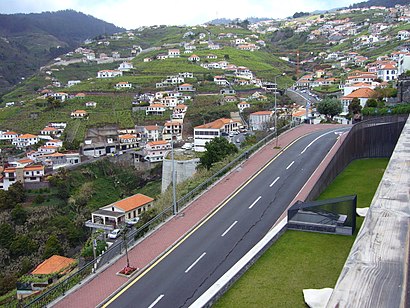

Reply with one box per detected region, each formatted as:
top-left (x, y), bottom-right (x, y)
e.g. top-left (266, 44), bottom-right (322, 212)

top-left (24, 124), bottom-right (293, 307)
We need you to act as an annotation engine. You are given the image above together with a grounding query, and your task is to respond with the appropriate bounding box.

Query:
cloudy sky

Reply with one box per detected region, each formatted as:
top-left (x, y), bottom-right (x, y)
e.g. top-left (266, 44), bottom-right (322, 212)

top-left (2, 0), bottom-right (363, 29)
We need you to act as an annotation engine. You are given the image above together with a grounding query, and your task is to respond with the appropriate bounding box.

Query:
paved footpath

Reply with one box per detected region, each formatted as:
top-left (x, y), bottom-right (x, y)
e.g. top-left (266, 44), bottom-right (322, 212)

top-left (54, 124), bottom-right (348, 308)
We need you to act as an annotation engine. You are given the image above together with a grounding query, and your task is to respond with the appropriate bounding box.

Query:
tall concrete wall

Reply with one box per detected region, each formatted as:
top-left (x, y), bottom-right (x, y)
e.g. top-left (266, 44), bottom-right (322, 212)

top-left (161, 158), bottom-right (200, 192)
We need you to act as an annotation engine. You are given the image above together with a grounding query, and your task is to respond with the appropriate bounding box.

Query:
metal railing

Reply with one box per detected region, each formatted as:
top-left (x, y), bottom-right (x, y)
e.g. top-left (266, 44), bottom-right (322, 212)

top-left (24, 123), bottom-right (294, 307)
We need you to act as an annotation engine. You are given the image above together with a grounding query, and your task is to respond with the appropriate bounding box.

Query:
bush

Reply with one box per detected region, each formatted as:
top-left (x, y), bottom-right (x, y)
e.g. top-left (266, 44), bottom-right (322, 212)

top-left (34, 194), bottom-right (46, 204)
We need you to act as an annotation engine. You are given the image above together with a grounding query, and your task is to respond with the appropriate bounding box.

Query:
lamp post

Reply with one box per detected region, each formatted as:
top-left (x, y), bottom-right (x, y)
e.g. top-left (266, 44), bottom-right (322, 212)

top-left (274, 73), bottom-right (286, 147)
top-left (170, 117), bottom-right (177, 215)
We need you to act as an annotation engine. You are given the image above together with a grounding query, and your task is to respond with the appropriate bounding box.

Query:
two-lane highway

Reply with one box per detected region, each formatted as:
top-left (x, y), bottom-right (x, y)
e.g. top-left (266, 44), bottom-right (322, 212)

top-left (103, 127), bottom-right (349, 308)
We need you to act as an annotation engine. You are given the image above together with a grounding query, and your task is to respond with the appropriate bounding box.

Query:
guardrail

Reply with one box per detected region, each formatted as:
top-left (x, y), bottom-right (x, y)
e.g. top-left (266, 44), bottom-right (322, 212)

top-left (24, 124), bottom-right (293, 307)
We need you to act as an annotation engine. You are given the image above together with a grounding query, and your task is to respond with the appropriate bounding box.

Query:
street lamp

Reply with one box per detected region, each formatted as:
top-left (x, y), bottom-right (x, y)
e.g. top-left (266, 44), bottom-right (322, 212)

top-left (274, 73), bottom-right (286, 148)
top-left (170, 117), bottom-right (177, 215)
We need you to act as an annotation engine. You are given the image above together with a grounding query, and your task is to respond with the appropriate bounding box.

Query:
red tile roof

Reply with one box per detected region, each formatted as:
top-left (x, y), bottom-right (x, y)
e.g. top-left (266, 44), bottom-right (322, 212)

top-left (195, 118), bottom-right (237, 129)
top-left (342, 88), bottom-right (376, 99)
top-left (113, 193), bottom-right (154, 212)
top-left (31, 255), bottom-right (76, 275)
top-left (19, 134), bottom-right (38, 139)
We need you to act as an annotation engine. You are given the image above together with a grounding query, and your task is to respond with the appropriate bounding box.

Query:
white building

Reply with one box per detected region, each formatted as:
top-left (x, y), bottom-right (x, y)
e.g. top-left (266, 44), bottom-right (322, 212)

top-left (249, 111), bottom-right (274, 131)
top-left (97, 70), bottom-right (123, 78)
top-left (194, 118), bottom-right (239, 152)
top-left (145, 140), bottom-right (171, 162)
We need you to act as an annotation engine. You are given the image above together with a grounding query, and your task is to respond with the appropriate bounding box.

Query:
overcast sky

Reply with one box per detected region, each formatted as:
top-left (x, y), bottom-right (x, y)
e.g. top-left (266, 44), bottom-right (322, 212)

top-left (2, 0), bottom-right (363, 29)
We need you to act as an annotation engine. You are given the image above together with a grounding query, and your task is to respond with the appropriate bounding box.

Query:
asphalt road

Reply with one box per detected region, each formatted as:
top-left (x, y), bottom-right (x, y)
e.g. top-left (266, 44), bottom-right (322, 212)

top-left (104, 127), bottom-right (349, 308)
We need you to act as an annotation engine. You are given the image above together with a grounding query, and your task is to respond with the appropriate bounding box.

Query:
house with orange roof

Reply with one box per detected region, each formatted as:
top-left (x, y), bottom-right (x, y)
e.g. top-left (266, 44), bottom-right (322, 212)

top-left (12, 133), bottom-right (39, 149)
top-left (146, 103), bottom-right (166, 116)
top-left (135, 125), bottom-right (161, 142)
top-left (0, 130), bottom-right (18, 141)
top-left (172, 104), bottom-right (188, 122)
top-left (71, 110), bottom-right (88, 119)
top-left (194, 118), bottom-right (240, 152)
top-left (249, 111), bottom-right (274, 131)
top-left (119, 133), bottom-right (139, 150)
top-left (38, 145), bottom-right (58, 154)
top-left (2, 164), bottom-right (45, 190)
top-left (237, 101), bottom-right (251, 112)
top-left (341, 88), bottom-right (376, 113)
top-left (377, 63), bottom-right (398, 81)
top-left (188, 54), bottom-right (200, 62)
top-left (162, 121), bottom-right (183, 141)
top-left (40, 126), bottom-right (58, 136)
top-left (87, 193), bottom-right (154, 231)
top-left (144, 140), bottom-right (171, 162)
top-left (168, 49), bottom-right (180, 58)
top-left (343, 82), bottom-right (377, 96)
top-left (115, 81), bottom-right (132, 89)
top-left (37, 152), bottom-right (66, 167)
top-left (178, 83), bottom-right (195, 92)
top-left (17, 255), bottom-right (76, 299)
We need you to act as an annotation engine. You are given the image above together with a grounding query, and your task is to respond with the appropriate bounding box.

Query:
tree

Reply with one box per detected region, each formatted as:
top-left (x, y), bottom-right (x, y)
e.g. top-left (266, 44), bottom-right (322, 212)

top-left (9, 235), bottom-right (38, 257)
top-left (348, 98), bottom-right (362, 115)
top-left (43, 234), bottom-right (63, 259)
top-left (200, 137), bottom-right (238, 170)
top-left (365, 98), bottom-right (378, 108)
top-left (317, 97), bottom-right (342, 119)
top-left (8, 182), bottom-right (26, 204)
top-left (0, 224), bottom-right (14, 249)
top-left (11, 204), bottom-right (27, 225)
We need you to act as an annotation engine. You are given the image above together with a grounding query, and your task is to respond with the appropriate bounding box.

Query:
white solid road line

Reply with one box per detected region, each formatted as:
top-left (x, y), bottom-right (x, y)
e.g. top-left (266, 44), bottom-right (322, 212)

top-left (286, 161), bottom-right (294, 170)
top-left (221, 221), bottom-right (238, 237)
top-left (269, 177), bottom-right (280, 187)
top-left (185, 252), bottom-right (207, 273)
top-left (148, 294), bottom-right (164, 308)
top-left (248, 196), bottom-right (262, 209)
top-left (300, 130), bottom-right (338, 154)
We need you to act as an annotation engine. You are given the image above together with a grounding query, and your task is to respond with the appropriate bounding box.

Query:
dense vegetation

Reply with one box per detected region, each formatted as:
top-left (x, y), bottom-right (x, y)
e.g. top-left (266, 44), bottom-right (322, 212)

top-left (0, 159), bottom-right (161, 298)
top-left (0, 10), bottom-right (124, 96)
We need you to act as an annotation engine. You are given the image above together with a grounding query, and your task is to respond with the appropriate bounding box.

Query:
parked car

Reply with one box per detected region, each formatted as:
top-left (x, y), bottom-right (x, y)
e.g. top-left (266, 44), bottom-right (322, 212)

top-left (126, 217), bottom-right (140, 226)
top-left (108, 228), bottom-right (122, 239)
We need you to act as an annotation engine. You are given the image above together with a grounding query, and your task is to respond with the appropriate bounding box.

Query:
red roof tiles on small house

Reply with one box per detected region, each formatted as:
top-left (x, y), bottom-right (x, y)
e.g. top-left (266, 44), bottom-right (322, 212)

top-left (112, 193), bottom-right (154, 212)
top-left (31, 255), bottom-right (76, 275)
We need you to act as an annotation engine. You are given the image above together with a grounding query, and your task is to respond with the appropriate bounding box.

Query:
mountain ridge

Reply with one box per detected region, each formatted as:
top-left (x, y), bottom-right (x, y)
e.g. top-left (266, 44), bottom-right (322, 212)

top-left (0, 10), bottom-right (124, 97)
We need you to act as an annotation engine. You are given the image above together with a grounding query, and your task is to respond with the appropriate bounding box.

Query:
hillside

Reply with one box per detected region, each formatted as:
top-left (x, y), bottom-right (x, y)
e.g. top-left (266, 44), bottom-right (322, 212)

top-left (351, 0), bottom-right (410, 8)
top-left (0, 10), bottom-right (124, 96)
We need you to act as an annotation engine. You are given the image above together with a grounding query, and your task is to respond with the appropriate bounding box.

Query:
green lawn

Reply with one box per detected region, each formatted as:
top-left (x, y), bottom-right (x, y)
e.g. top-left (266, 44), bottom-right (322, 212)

top-left (215, 158), bottom-right (388, 308)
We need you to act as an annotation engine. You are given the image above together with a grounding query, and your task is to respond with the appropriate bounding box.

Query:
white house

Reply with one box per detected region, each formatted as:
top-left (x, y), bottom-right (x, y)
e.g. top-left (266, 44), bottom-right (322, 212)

top-left (340, 88), bottom-right (376, 114)
top-left (118, 61), bottom-right (133, 71)
top-left (97, 70), bottom-right (123, 78)
top-left (144, 140), bottom-right (171, 162)
top-left (162, 121), bottom-right (183, 141)
top-left (188, 54), bottom-right (200, 62)
top-left (178, 83), bottom-right (195, 92)
top-left (2, 165), bottom-right (45, 191)
top-left (0, 131), bottom-right (18, 141)
top-left (52, 92), bottom-right (69, 102)
top-left (71, 110), bottom-right (88, 119)
top-left (194, 118), bottom-right (239, 152)
top-left (249, 111), bottom-right (274, 131)
top-left (85, 101), bottom-right (97, 108)
top-left (146, 103), bottom-right (166, 115)
top-left (88, 194), bottom-right (154, 230)
top-left (377, 63), bottom-right (398, 81)
top-left (115, 81), bottom-right (133, 89)
top-left (12, 134), bottom-right (39, 149)
top-left (214, 76), bottom-right (230, 86)
top-left (168, 49), bottom-right (180, 58)
top-left (238, 101), bottom-right (251, 112)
